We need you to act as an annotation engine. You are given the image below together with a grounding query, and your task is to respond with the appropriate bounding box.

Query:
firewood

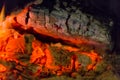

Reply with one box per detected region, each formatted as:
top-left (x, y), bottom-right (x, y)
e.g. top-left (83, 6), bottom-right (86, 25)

top-left (14, 4), bottom-right (111, 53)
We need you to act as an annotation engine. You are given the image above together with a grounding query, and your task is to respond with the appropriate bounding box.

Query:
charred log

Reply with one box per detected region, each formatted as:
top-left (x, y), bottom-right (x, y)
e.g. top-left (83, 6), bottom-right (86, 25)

top-left (14, 3), bottom-right (111, 53)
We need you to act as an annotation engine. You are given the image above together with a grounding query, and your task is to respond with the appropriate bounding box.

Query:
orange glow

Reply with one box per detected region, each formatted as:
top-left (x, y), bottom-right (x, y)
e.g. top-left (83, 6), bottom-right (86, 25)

top-left (30, 46), bottom-right (45, 64)
top-left (0, 4), bottom-right (5, 23)
top-left (0, 4), bottom-right (105, 79)
top-left (0, 64), bottom-right (7, 72)
top-left (51, 43), bottom-right (79, 52)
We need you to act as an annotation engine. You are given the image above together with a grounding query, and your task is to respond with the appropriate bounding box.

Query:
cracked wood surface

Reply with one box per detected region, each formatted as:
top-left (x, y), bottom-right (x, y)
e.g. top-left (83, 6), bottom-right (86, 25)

top-left (14, 4), bottom-right (110, 51)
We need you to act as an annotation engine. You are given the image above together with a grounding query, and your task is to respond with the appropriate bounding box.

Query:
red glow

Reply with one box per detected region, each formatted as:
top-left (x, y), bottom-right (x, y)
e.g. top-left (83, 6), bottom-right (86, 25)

top-left (0, 5), bottom-right (105, 79)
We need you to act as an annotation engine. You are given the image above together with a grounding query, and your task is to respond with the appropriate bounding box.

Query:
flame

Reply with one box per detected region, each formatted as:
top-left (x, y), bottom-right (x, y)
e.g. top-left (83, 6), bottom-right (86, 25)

top-left (0, 4), bottom-right (16, 31)
top-left (0, 4), bottom-right (105, 78)
top-left (0, 5), bottom-right (5, 23)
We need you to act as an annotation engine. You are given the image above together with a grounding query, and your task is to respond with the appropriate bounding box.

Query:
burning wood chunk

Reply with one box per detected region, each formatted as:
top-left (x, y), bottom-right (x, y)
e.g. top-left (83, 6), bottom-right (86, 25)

top-left (15, 5), bottom-right (110, 53)
top-left (49, 46), bottom-right (74, 66)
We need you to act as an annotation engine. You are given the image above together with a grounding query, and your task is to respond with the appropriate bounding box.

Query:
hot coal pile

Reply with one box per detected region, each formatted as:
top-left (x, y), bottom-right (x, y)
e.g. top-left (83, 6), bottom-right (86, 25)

top-left (0, 0), bottom-right (119, 80)
top-left (0, 29), bottom-right (118, 80)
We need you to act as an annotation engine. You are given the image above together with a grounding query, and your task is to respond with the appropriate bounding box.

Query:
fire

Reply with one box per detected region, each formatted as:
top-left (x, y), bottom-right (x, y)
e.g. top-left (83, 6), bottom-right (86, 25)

top-left (0, 64), bottom-right (6, 72)
top-left (0, 4), bottom-right (109, 80)
top-left (0, 4), bottom-right (5, 23)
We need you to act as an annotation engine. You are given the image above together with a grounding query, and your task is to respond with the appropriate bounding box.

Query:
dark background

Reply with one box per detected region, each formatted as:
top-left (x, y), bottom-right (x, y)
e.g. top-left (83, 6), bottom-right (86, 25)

top-left (0, 0), bottom-right (34, 15)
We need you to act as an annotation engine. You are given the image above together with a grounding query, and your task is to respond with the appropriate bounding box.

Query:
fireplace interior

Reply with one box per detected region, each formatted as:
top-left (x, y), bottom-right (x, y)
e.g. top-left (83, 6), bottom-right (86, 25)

top-left (0, 0), bottom-right (120, 80)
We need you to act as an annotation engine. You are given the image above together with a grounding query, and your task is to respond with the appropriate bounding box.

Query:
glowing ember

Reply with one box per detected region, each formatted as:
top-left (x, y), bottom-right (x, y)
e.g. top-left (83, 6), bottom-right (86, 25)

top-left (0, 64), bottom-right (7, 72)
top-left (0, 3), bottom-right (114, 80)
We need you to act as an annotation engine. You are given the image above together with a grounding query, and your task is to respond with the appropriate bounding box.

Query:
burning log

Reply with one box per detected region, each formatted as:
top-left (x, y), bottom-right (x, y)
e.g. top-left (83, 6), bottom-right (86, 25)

top-left (13, 4), bottom-right (111, 53)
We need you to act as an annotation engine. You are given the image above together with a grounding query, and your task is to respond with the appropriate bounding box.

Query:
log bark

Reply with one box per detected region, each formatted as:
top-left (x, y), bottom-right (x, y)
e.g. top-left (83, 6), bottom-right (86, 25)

top-left (14, 4), bottom-right (111, 52)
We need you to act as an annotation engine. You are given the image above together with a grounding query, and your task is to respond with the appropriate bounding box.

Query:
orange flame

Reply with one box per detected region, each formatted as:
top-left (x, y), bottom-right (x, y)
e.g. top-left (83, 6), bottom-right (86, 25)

top-left (0, 4), bottom-right (5, 23)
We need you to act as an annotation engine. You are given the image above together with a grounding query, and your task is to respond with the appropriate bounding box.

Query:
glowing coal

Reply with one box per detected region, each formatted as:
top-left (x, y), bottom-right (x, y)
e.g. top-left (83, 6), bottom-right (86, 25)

top-left (0, 3), bottom-right (118, 80)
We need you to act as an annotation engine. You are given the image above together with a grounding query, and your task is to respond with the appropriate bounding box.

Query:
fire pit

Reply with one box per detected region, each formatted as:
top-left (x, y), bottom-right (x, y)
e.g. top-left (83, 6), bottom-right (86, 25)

top-left (0, 0), bottom-right (119, 80)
